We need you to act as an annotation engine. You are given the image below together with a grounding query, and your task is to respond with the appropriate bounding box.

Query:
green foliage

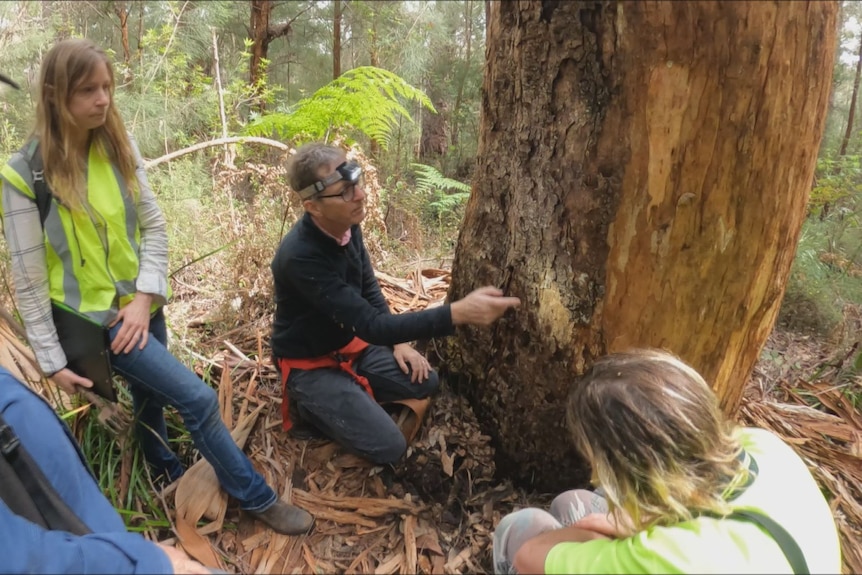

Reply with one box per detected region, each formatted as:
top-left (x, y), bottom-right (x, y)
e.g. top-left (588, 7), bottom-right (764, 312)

top-left (809, 155), bottom-right (862, 216)
top-left (244, 66), bottom-right (435, 148)
top-left (781, 219), bottom-right (862, 336)
top-left (376, 163), bottom-right (470, 251)
top-left (411, 162), bottom-right (470, 216)
top-left (67, 384), bottom-right (186, 535)
top-left (412, 162), bottom-right (471, 194)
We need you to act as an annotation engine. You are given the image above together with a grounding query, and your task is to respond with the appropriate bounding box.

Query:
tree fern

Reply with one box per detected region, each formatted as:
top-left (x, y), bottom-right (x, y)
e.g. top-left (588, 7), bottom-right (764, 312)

top-left (411, 163), bottom-right (471, 194)
top-left (244, 66), bottom-right (435, 148)
top-left (411, 163), bottom-right (471, 218)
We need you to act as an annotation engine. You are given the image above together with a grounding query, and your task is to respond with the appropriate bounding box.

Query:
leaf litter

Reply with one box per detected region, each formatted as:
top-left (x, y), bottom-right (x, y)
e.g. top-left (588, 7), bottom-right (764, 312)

top-left (0, 274), bottom-right (859, 573)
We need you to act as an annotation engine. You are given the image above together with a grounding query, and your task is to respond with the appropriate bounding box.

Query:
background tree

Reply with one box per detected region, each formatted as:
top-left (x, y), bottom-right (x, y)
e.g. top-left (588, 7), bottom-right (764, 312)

top-left (248, 0), bottom-right (292, 107)
top-left (442, 0), bottom-right (839, 491)
top-left (839, 30), bottom-right (862, 157)
top-left (333, 0), bottom-right (342, 79)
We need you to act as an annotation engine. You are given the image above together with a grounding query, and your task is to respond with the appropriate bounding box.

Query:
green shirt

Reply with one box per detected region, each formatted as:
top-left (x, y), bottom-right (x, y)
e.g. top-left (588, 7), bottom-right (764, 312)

top-left (544, 428), bottom-right (841, 574)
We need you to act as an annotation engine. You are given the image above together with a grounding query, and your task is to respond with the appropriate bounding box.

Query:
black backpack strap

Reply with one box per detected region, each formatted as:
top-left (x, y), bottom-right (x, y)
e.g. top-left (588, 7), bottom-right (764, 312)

top-left (22, 140), bottom-right (53, 227)
top-left (728, 509), bottom-right (809, 575)
top-left (0, 419), bottom-right (49, 528)
top-left (0, 412), bottom-right (91, 535)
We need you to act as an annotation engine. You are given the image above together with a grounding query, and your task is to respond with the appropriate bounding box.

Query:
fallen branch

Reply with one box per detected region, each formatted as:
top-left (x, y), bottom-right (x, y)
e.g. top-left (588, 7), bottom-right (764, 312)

top-left (144, 137), bottom-right (292, 169)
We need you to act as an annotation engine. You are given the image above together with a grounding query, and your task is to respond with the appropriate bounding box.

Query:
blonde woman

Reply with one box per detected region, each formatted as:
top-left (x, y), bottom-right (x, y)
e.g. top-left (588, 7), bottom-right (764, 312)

top-left (0, 39), bottom-right (311, 535)
top-left (493, 349), bottom-right (841, 574)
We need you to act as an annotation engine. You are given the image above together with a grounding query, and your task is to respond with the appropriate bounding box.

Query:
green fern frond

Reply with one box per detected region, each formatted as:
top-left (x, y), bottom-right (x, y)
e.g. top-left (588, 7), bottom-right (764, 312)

top-left (245, 66), bottom-right (435, 149)
top-left (411, 163), bottom-right (471, 194)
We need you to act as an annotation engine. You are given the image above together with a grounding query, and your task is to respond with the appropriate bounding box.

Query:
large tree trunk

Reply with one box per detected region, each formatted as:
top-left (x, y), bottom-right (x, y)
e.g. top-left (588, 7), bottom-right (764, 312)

top-left (443, 1), bottom-right (838, 492)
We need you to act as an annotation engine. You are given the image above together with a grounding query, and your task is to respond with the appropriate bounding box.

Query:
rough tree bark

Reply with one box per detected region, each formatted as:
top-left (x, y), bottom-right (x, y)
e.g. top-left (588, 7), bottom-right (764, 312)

top-left (443, 1), bottom-right (838, 492)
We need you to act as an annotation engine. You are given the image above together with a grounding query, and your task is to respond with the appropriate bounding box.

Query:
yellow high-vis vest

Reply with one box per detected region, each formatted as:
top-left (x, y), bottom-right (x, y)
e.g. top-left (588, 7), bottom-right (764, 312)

top-left (0, 139), bottom-right (150, 325)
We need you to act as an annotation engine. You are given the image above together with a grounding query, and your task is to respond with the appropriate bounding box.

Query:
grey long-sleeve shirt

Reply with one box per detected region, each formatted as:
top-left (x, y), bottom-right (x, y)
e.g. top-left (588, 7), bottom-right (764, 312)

top-left (0, 135), bottom-right (168, 374)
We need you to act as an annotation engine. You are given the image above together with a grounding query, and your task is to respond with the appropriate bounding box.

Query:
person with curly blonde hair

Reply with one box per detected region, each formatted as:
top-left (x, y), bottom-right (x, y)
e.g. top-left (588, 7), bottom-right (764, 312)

top-left (493, 349), bottom-right (841, 574)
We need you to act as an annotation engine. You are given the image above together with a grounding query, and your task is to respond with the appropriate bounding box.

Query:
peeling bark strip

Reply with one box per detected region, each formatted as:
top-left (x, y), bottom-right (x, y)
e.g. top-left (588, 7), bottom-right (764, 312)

top-left (444, 1), bottom-right (838, 491)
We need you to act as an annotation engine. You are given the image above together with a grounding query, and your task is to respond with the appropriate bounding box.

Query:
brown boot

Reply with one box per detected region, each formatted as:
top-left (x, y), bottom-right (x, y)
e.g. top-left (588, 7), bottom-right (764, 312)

top-left (248, 500), bottom-right (314, 535)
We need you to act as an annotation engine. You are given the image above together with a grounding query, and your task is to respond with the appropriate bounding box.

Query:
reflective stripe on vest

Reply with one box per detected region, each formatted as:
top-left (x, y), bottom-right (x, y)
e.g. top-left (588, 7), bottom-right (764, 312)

top-left (0, 142), bottom-right (141, 325)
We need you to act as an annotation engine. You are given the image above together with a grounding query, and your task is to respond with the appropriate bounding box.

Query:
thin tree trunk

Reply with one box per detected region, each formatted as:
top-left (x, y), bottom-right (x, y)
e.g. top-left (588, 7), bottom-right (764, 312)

top-left (249, 0), bottom-right (292, 111)
top-left (114, 1), bottom-right (131, 67)
top-left (451, 0), bottom-right (474, 148)
top-left (839, 36), bottom-right (862, 156)
top-left (212, 29), bottom-right (234, 168)
top-left (136, 0), bottom-right (144, 76)
top-left (484, 0), bottom-right (491, 38)
top-left (249, 0), bottom-right (273, 90)
top-left (443, 0), bottom-right (839, 492)
top-left (369, 6), bottom-right (380, 157)
top-left (333, 0), bottom-right (342, 79)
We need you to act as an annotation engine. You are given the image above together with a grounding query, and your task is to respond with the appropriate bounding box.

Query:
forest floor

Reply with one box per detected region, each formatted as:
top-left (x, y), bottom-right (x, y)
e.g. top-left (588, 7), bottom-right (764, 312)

top-left (0, 264), bottom-right (857, 574)
top-left (162, 269), bottom-right (862, 575)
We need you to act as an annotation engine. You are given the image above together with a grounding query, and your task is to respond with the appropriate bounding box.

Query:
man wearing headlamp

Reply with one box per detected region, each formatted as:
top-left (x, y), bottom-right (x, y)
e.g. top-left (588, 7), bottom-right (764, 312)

top-left (270, 143), bottom-right (520, 465)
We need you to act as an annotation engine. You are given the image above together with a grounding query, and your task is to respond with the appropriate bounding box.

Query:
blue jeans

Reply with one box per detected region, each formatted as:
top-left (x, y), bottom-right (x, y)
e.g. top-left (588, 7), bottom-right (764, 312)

top-left (109, 310), bottom-right (276, 511)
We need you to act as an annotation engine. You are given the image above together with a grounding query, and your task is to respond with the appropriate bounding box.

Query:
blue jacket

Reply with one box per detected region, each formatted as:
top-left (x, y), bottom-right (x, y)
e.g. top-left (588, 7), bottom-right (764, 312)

top-left (0, 367), bottom-right (171, 574)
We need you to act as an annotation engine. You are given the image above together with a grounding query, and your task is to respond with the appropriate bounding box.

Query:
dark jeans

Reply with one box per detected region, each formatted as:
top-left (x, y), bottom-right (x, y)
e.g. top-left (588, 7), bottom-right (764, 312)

top-left (109, 310), bottom-right (276, 511)
top-left (286, 344), bottom-right (439, 464)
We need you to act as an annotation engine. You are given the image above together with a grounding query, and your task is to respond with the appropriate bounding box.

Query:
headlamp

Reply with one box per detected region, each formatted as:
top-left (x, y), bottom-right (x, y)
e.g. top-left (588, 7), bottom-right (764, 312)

top-left (299, 161), bottom-right (363, 199)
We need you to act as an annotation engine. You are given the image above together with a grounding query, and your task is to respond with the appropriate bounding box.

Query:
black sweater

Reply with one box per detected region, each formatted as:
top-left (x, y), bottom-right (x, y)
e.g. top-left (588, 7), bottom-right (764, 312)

top-left (270, 213), bottom-right (454, 359)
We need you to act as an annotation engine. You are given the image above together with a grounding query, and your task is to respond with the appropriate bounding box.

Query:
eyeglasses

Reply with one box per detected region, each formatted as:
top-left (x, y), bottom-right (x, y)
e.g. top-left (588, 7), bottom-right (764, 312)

top-left (316, 175), bottom-right (364, 202)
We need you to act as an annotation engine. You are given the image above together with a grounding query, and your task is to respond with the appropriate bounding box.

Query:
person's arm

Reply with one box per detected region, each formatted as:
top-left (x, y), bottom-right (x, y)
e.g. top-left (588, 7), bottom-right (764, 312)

top-left (129, 135), bottom-right (168, 306)
top-left (513, 525), bottom-right (609, 574)
top-left (289, 252), bottom-right (454, 346)
top-left (0, 178), bottom-right (67, 374)
top-left (0, 500), bottom-right (174, 574)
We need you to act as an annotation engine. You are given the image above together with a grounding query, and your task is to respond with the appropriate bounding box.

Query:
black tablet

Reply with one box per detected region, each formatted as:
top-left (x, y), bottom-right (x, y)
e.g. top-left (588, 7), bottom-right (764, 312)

top-left (51, 304), bottom-right (116, 402)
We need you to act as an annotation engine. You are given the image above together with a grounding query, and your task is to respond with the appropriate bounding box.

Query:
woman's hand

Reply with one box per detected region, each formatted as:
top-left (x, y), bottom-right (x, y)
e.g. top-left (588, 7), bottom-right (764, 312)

top-left (51, 367), bottom-right (93, 395)
top-left (393, 343), bottom-right (431, 383)
top-left (108, 292), bottom-right (153, 354)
